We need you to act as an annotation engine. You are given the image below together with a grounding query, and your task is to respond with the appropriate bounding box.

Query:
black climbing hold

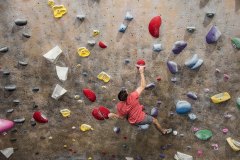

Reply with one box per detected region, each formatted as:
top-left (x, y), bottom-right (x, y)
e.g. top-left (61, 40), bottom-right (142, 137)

top-left (18, 61), bottom-right (28, 66)
top-left (206, 12), bottom-right (215, 18)
top-left (15, 19), bottom-right (27, 26)
top-left (0, 47), bottom-right (8, 53)
top-left (22, 32), bottom-right (31, 38)
top-left (186, 27), bottom-right (196, 33)
top-left (122, 144), bottom-right (128, 149)
top-left (13, 118), bottom-right (25, 123)
top-left (3, 70), bottom-right (10, 75)
top-left (32, 102), bottom-right (38, 109)
top-left (124, 59), bottom-right (130, 64)
top-left (82, 72), bottom-right (88, 77)
top-left (6, 109), bottom-right (14, 113)
top-left (10, 138), bottom-right (17, 142)
top-left (13, 99), bottom-right (20, 104)
top-left (31, 120), bottom-right (36, 126)
top-left (32, 87), bottom-right (39, 92)
top-left (145, 83), bottom-right (155, 90)
top-left (4, 85), bottom-right (16, 91)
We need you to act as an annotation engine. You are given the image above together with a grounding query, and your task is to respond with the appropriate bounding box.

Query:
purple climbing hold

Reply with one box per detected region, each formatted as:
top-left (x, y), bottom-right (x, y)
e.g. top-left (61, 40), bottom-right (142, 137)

top-left (145, 82), bottom-right (155, 90)
top-left (167, 61), bottom-right (178, 74)
top-left (113, 127), bottom-right (120, 134)
top-left (172, 41), bottom-right (187, 54)
top-left (150, 107), bottom-right (158, 117)
top-left (206, 26), bottom-right (221, 44)
top-left (187, 92), bottom-right (198, 100)
top-left (159, 153), bottom-right (165, 159)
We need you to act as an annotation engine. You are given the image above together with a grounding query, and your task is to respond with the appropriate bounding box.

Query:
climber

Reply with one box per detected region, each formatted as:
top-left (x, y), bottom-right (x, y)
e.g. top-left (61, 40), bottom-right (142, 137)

top-left (108, 66), bottom-right (172, 135)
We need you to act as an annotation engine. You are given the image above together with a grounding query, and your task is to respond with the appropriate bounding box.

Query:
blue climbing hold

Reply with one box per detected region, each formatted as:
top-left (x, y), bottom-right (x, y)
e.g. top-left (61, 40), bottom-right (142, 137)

top-left (206, 26), bottom-right (221, 44)
top-left (185, 54), bottom-right (199, 68)
top-left (191, 59), bottom-right (203, 70)
top-left (172, 41), bottom-right (187, 54)
top-left (176, 100), bottom-right (192, 114)
top-left (119, 24), bottom-right (127, 33)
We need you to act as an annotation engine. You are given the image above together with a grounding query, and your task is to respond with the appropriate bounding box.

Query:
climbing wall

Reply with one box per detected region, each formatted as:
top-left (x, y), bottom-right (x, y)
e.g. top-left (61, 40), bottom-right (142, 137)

top-left (0, 0), bottom-right (240, 159)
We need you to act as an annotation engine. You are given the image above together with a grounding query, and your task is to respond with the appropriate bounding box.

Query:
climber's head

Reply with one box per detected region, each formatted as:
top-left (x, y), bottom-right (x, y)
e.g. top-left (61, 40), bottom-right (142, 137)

top-left (118, 88), bottom-right (128, 101)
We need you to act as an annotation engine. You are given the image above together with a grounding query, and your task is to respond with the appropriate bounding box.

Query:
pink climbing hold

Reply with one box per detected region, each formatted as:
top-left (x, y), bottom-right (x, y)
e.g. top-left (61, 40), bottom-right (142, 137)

top-left (92, 106), bottom-right (110, 120)
top-left (222, 128), bottom-right (228, 134)
top-left (148, 16), bottom-right (162, 38)
top-left (223, 74), bottom-right (230, 82)
top-left (83, 88), bottom-right (96, 102)
top-left (33, 111), bottom-right (48, 123)
top-left (99, 41), bottom-right (107, 48)
top-left (0, 119), bottom-right (14, 133)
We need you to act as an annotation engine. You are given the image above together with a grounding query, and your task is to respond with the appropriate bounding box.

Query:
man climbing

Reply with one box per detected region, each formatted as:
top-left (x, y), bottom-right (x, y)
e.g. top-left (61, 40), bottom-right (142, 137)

top-left (108, 66), bottom-right (172, 135)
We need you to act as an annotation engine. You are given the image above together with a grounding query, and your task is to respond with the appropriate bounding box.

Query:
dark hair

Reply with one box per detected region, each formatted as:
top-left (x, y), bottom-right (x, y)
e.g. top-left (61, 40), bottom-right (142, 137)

top-left (118, 90), bottom-right (128, 101)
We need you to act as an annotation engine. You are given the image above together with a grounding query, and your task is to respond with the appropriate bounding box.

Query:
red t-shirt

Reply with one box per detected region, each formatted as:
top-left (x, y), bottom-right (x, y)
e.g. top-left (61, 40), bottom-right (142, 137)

top-left (116, 91), bottom-right (145, 124)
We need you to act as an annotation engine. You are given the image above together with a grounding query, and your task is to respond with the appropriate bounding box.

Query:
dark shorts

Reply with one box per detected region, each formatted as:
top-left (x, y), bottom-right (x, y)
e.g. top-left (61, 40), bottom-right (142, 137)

top-left (134, 114), bottom-right (153, 125)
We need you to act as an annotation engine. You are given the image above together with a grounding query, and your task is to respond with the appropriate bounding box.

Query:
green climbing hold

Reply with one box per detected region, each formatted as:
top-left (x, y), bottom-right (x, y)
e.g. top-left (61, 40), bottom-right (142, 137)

top-left (195, 129), bottom-right (212, 140)
top-left (236, 97), bottom-right (240, 110)
top-left (231, 38), bottom-right (240, 49)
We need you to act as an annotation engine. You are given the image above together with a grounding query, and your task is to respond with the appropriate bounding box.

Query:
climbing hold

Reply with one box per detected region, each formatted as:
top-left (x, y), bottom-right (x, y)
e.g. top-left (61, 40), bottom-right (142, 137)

top-left (136, 59), bottom-right (145, 68)
top-left (174, 152), bottom-right (193, 160)
top-left (0, 119), bottom-right (14, 133)
top-left (210, 92), bottom-right (231, 104)
top-left (92, 106), bottom-right (110, 120)
top-left (187, 92), bottom-right (198, 100)
top-left (176, 100), bottom-right (192, 114)
top-left (77, 47), bottom-right (90, 57)
top-left (56, 66), bottom-right (68, 82)
top-left (51, 84), bottom-right (67, 100)
top-left (32, 87), bottom-right (39, 92)
top-left (171, 77), bottom-right (177, 82)
top-left (6, 109), bottom-right (14, 113)
top-left (186, 27), bottom-right (196, 33)
top-left (48, 0), bottom-right (55, 7)
top-left (60, 109), bottom-right (71, 117)
top-left (13, 99), bottom-right (20, 104)
top-left (18, 61), bottom-right (28, 66)
top-left (195, 129), bottom-right (212, 140)
top-left (215, 68), bottom-right (221, 73)
top-left (52, 5), bottom-right (67, 18)
top-left (74, 95), bottom-right (80, 100)
top-left (82, 72), bottom-right (88, 77)
top-left (156, 76), bottom-right (161, 81)
top-left (197, 149), bottom-right (203, 157)
top-left (211, 144), bottom-right (219, 150)
top-left (145, 82), bottom-right (155, 90)
top-left (83, 88), bottom-right (96, 102)
top-left (223, 74), bottom-right (230, 82)
top-left (206, 12), bottom-right (215, 18)
top-left (22, 32), bottom-right (31, 38)
top-left (13, 118), bottom-right (25, 123)
top-left (31, 120), bottom-right (36, 126)
top-left (14, 18), bottom-right (27, 26)
top-left (0, 46), bottom-right (8, 53)
top-left (113, 127), bottom-right (120, 133)
top-left (33, 111), bottom-right (48, 123)
top-left (4, 84), bottom-right (16, 91)
top-left (159, 154), bottom-right (165, 159)
top-left (172, 41), bottom-right (187, 54)
top-left (97, 71), bottom-right (111, 83)
top-left (231, 37), bottom-right (240, 49)
top-left (206, 26), bottom-right (221, 44)
top-left (152, 44), bottom-right (163, 52)
top-left (148, 16), bottom-right (162, 38)
top-left (99, 41), bottom-right (107, 48)
top-left (150, 107), bottom-right (158, 117)
top-left (125, 12), bottom-right (133, 21)
top-left (93, 30), bottom-right (100, 36)
top-left (188, 113), bottom-right (197, 120)
top-left (87, 40), bottom-right (96, 46)
top-left (80, 124), bottom-right (93, 131)
top-left (43, 46), bottom-right (62, 63)
top-left (222, 128), bottom-right (229, 134)
top-left (76, 14), bottom-right (85, 21)
top-left (191, 59), bottom-right (203, 70)
top-left (173, 130), bottom-right (178, 136)
top-left (125, 157), bottom-right (134, 160)
top-left (226, 137), bottom-right (240, 151)
top-left (167, 61), bottom-right (178, 74)
top-left (0, 147), bottom-right (14, 159)
top-left (185, 54), bottom-right (199, 68)
top-left (236, 97), bottom-right (240, 109)
top-left (124, 59), bottom-right (130, 64)
top-left (119, 23), bottom-right (127, 33)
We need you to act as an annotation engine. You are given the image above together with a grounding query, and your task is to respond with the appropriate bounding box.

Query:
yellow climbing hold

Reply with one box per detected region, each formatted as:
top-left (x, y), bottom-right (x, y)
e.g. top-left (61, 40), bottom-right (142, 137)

top-left (60, 109), bottom-right (71, 117)
top-left (93, 30), bottom-right (100, 37)
top-left (211, 92), bottom-right (231, 104)
top-left (80, 124), bottom-right (94, 132)
top-left (52, 5), bottom-right (67, 18)
top-left (97, 71), bottom-right (111, 83)
top-left (226, 137), bottom-right (240, 151)
top-left (77, 47), bottom-right (90, 57)
top-left (48, 0), bottom-right (55, 7)
top-left (88, 157), bottom-right (93, 160)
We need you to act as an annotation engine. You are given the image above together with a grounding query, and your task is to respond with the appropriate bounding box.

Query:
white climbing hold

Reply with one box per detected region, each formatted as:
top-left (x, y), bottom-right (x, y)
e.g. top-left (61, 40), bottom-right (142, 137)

top-left (0, 147), bottom-right (14, 158)
top-left (125, 12), bottom-right (133, 21)
top-left (191, 59), bottom-right (203, 70)
top-left (152, 44), bottom-right (163, 52)
top-left (174, 151), bottom-right (193, 160)
top-left (43, 46), bottom-right (62, 63)
top-left (56, 66), bottom-right (68, 82)
top-left (51, 84), bottom-right (67, 100)
top-left (76, 14), bottom-right (85, 20)
top-left (87, 40), bottom-right (96, 46)
top-left (119, 24), bottom-right (127, 32)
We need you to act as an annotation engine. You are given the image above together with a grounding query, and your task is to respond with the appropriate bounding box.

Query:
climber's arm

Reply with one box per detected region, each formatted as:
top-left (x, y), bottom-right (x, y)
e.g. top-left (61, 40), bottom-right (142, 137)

top-left (136, 66), bottom-right (146, 96)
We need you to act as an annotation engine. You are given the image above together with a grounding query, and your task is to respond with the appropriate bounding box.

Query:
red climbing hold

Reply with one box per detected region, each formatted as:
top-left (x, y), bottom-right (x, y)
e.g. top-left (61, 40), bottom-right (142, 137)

top-left (33, 111), bottom-right (48, 123)
top-left (148, 16), bottom-right (162, 38)
top-left (92, 106), bottom-right (110, 120)
top-left (136, 59), bottom-right (145, 69)
top-left (99, 41), bottom-right (107, 48)
top-left (83, 88), bottom-right (96, 102)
